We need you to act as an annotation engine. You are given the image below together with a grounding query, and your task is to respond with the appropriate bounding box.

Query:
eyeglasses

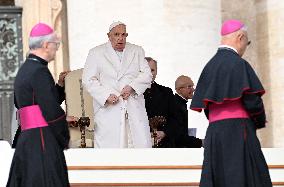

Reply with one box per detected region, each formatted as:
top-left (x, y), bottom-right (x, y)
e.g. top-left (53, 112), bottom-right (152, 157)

top-left (48, 41), bottom-right (61, 48)
top-left (180, 85), bottom-right (194, 89)
top-left (113, 32), bottom-right (128, 38)
top-left (247, 40), bottom-right (251, 46)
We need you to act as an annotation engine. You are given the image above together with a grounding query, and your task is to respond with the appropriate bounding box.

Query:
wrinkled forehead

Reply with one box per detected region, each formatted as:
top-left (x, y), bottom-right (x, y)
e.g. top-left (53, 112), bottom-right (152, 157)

top-left (186, 79), bottom-right (194, 85)
top-left (177, 77), bottom-right (193, 87)
top-left (148, 60), bottom-right (157, 68)
top-left (181, 77), bottom-right (193, 86)
top-left (110, 24), bottom-right (127, 34)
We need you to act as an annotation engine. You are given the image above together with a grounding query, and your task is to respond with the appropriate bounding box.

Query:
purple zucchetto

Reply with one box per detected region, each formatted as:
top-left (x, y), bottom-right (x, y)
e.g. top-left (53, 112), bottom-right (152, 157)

top-left (30, 22), bottom-right (54, 37)
top-left (221, 19), bottom-right (245, 36)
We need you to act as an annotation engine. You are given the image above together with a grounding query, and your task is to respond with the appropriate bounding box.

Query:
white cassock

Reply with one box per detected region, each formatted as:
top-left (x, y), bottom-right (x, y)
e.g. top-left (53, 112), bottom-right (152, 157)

top-left (82, 41), bottom-right (152, 148)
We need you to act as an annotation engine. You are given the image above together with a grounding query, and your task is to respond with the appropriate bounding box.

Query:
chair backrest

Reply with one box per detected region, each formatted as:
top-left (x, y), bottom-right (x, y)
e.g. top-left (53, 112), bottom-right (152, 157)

top-left (65, 69), bottom-right (94, 148)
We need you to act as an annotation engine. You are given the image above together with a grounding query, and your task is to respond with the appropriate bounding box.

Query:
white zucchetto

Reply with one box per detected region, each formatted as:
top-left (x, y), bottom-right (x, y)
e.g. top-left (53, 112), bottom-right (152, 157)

top-left (109, 21), bottom-right (126, 32)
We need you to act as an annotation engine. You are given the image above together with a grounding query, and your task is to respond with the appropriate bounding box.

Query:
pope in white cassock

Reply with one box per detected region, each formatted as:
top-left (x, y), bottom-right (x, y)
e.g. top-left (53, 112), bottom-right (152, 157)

top-left (82, 21), bottom-right (152, 148)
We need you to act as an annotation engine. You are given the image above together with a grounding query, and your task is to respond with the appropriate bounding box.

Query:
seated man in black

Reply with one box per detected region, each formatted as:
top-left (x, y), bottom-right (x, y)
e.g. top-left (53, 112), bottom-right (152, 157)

top-left (144, 57), bottom-right (178, 148)
top-left (174, 75), bottom-right (202, 148)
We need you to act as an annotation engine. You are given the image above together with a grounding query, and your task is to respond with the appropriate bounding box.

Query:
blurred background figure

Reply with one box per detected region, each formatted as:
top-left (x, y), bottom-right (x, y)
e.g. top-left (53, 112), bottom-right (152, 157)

top-left (174, 75), bottom-right (202, 148)
top-left (144, 57), bottom-right (178, 148)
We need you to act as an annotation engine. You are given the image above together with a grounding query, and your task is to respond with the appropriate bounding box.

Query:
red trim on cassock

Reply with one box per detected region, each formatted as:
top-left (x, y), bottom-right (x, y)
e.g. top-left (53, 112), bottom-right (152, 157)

top-left (244, 125), bottom-right (247, 141)
top-left (40, 128), bottom-right (45, 151)
top-left (47, 114), bottom-right (66, 123)
top-left (244, 90), bottom-right (265, 95)
top-left (191, 108), bottom-right (203, 112)
top-left (32, 90), bottom-right (35, 105)
top-left (190, 87), bottom-right (265, 112)
top-left (250, 109), bottom-right (264, 116)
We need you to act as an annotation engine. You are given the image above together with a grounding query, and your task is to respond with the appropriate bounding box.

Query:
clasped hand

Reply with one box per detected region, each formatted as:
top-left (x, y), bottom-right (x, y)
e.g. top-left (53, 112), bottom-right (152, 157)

top-left (120, 85), bottom-right (134, 100)
top-left (58, 71), bottom-right (70, 87)
top-left (106, 85), bottom-right (134, 105)
top-left (152, 131), bottom-right (166, 142)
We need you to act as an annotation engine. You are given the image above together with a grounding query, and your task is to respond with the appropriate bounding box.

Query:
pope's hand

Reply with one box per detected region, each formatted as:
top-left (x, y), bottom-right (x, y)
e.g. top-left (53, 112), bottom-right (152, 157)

top-left (156, 131), bottom-right (166, 142)
top-left (106, 94), bottom-right (119, 105)
top-left (121, 85), bottom-right (134, 100)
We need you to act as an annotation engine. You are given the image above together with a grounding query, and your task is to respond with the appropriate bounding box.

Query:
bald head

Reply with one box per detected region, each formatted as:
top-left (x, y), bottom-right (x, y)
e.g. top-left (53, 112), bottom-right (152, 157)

top-left (175, 75), bottom-right (195, 100)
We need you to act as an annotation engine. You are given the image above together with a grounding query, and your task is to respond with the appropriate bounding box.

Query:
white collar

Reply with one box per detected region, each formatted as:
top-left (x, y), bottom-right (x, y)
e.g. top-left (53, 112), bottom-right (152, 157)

top-left (115, 50), bottom-right (123, 62)
top-left (177, 93), bottom-right (188, 102)
top-left (219, 45), bottom-right (238, 54)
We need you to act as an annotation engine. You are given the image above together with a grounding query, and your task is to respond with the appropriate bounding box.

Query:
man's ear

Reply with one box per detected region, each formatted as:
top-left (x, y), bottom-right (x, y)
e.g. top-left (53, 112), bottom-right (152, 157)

top-left (237, 33), bottom-right (244, 42)
top-left (176, 88), bottom-right (181, 94)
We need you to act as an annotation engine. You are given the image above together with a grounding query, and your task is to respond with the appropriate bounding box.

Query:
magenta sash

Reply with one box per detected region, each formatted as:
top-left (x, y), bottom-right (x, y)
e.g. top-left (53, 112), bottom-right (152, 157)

top-left (18, 105), bottom-right (48, 131)
top-left (209, 99), bottom-right (249, 123)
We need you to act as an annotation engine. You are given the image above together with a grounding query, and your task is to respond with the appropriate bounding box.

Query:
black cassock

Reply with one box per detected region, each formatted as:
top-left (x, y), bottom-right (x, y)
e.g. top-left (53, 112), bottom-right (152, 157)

top-left (174, 94), bottom-right (202, 148)
top-left (190, 48), bottom-right (272, 187)
top-left (7, 54), bottom-right (70, 187)
top-left (144, 82), bottom-right (178, 148)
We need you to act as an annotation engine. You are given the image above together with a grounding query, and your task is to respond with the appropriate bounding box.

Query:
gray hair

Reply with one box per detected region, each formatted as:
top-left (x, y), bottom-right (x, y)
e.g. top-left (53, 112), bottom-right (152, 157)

top-left (240, 25), bottom-right (248, 32)
top-left (28, 33), bottom-right (55, 50)
top-left (145, 57), bottom-right (157, 64)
